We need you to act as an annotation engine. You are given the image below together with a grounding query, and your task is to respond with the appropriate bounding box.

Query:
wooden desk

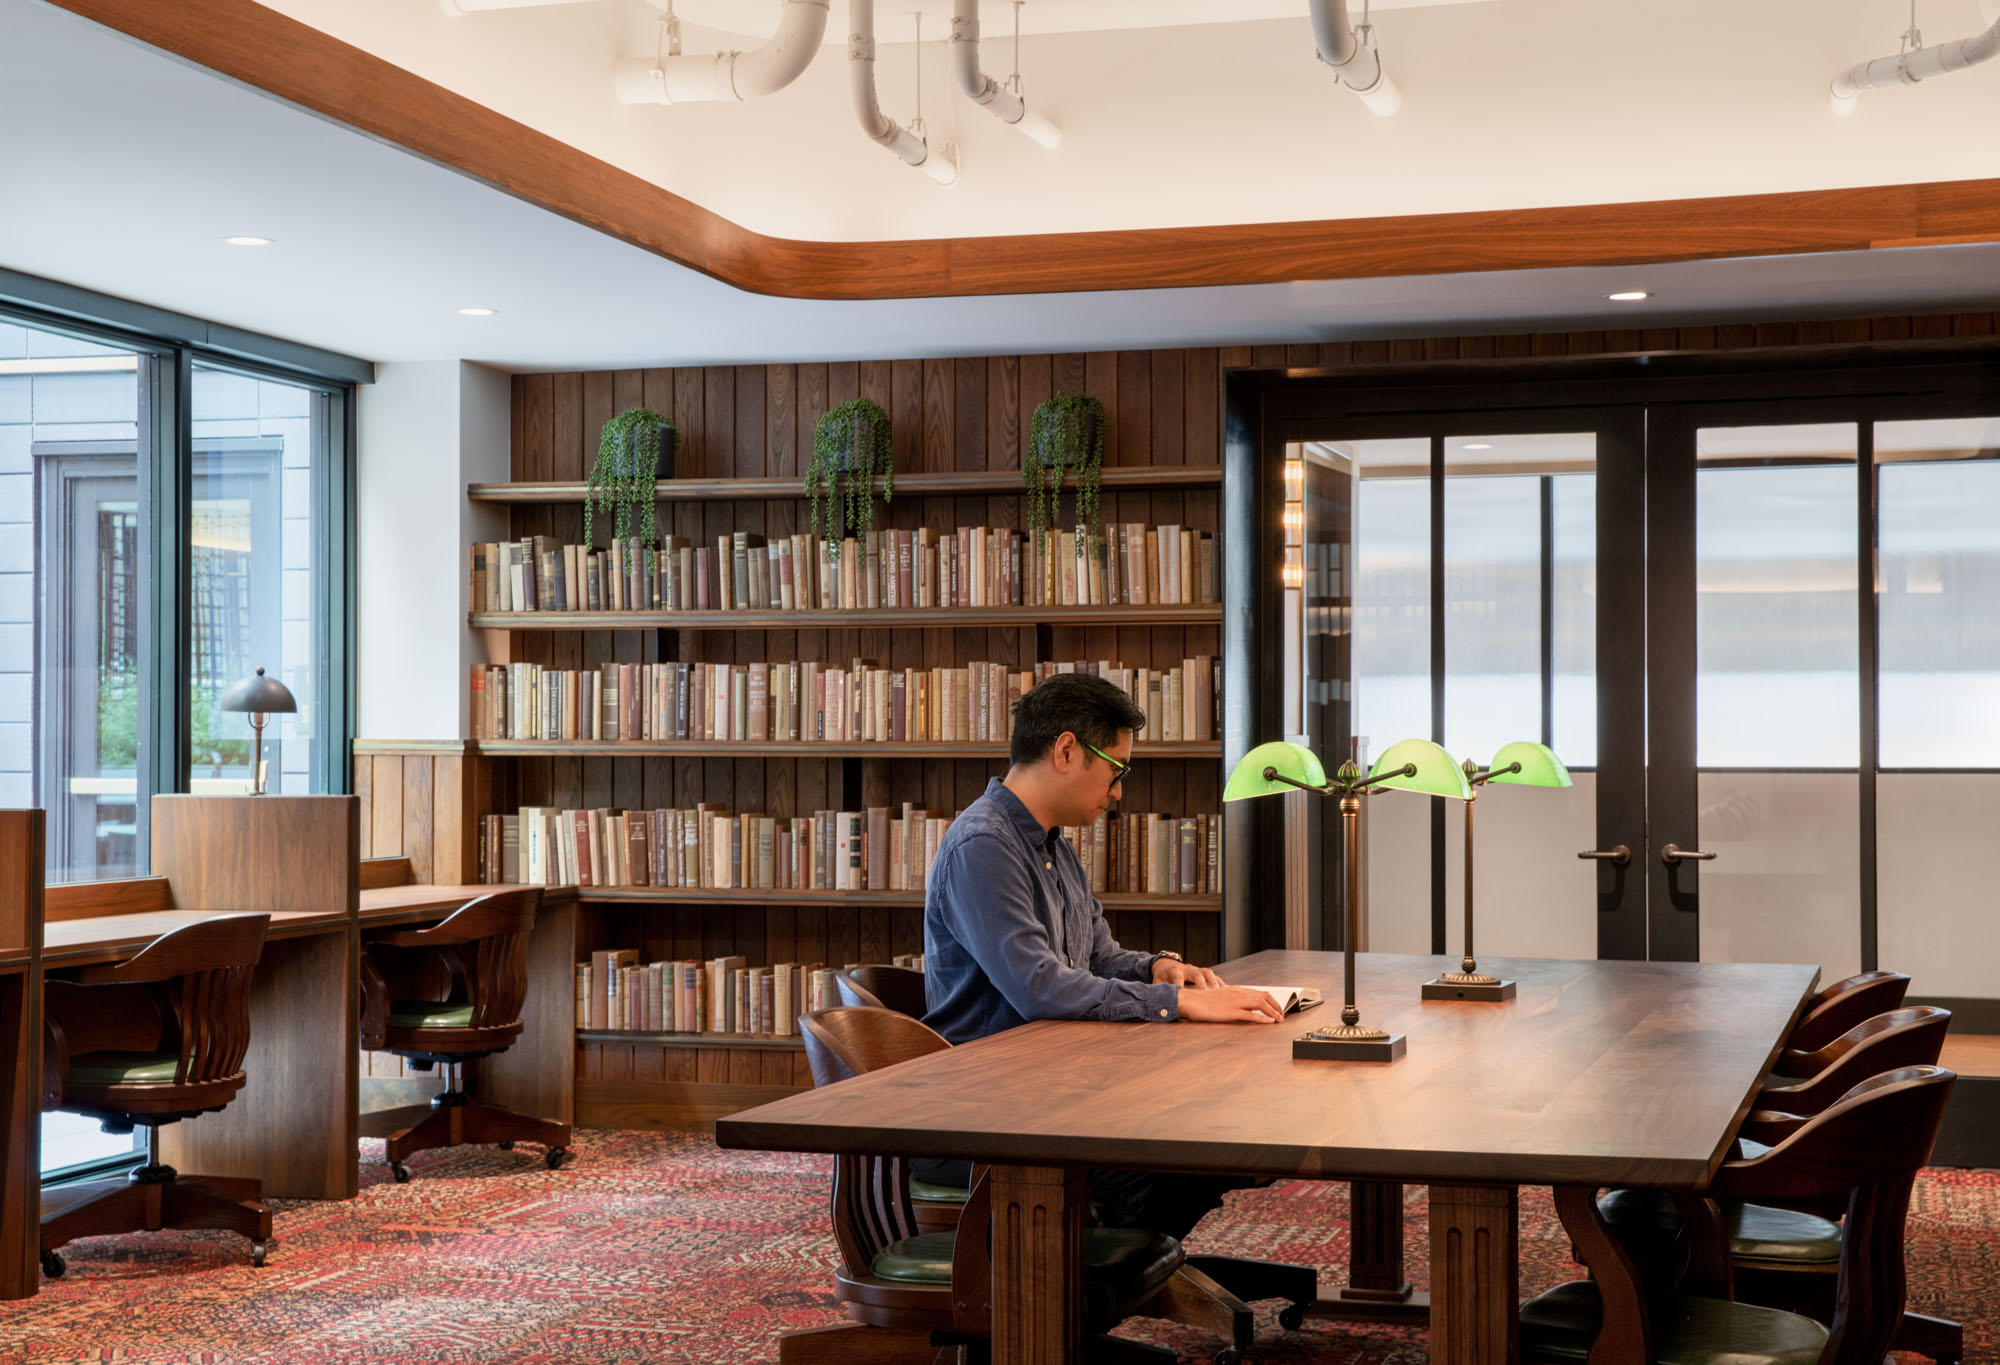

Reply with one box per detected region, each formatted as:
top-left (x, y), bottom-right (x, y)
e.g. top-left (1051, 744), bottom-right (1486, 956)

top-left (0, 811), bottom-right (44, 1301)
top-left (39, 796), bottom-right (361, 1203)
top-left (357, 879), bottom-right (577, 1127)
top-left (718, 951), bottom-right (1820, 1365)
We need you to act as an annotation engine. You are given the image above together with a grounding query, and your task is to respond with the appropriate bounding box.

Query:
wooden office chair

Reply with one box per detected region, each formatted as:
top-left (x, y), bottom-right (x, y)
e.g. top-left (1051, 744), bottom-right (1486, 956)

top-left (1783, 970), bottom-right (1909, 1055)
top-left (1600, 1006), bottom-right (1959, 1363)
top-left (795, 1006), bottom-right (1310, 1365)
top-left (39, 913), bottom-right (274, 1277)
top-left (360, 888), bottom-right (571, 1181)
top-left (832, 963), bottom-right (928, 1017)
top-left (1526, 1065), bottom-right (1957, 1365)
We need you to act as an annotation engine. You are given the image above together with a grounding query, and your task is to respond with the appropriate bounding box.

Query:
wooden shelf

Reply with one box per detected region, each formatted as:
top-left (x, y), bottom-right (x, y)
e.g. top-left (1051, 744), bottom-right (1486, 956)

top-left (572, 887), bottom-right (1221, 911)
top-left (577, 1029), bottom-right (803, 1050)
top-left (469, 466), bottom-right (1222, 503)
top-left (469, 604), bottom-right (1221, 630)
top-left (471, 739), bottom-right (1221, 759)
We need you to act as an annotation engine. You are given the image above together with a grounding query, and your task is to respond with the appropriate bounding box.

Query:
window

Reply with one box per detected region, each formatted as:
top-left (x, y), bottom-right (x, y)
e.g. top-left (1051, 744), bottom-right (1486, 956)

top-left (2, 297), bottom-right (356, 1179)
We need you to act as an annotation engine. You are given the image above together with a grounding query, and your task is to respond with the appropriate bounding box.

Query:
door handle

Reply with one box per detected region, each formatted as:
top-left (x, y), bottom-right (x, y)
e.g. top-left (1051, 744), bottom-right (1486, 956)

top-left (1661, 844), bottom-right (1717, 864)
top-left (1577, 845), bottom-right (1631, 865)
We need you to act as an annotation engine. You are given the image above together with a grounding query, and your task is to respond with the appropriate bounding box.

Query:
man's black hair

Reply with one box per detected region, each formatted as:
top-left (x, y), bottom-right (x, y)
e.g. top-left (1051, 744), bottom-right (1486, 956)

top-left (1009, 672), bottom-right (1147, 768)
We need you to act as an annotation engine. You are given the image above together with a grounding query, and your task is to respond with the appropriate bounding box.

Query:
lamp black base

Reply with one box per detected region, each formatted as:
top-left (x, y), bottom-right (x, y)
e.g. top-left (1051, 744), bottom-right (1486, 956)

top-left (1421, 978), bottom-right (1516, 1002)
top-left (1293, 1031), bottom-right (1407, 1062)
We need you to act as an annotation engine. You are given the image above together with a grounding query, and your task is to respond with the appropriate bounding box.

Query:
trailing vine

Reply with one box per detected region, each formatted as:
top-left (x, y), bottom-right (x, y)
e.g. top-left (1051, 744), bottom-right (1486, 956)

top-left (586, 408), bottom-right (675, 550)
top-left (805, 397), bottom-right (895, 558)
top-left (1024, 392), bottom-right (1107, 556)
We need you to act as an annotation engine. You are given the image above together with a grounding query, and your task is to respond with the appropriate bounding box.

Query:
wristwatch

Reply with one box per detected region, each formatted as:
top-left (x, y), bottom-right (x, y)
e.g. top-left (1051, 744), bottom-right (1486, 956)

top-left (1150, 950), bottom-right (1184, 976)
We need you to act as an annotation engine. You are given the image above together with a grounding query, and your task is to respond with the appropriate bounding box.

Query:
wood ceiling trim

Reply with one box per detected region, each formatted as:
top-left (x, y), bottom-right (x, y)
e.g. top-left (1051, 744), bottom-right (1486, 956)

top-left (51, 0), bottom-right (2000, 302)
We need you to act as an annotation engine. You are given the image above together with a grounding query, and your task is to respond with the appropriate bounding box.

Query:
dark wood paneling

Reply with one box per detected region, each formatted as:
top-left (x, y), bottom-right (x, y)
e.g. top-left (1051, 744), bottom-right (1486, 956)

top-left (0, 811), bottom-right (43, 1300)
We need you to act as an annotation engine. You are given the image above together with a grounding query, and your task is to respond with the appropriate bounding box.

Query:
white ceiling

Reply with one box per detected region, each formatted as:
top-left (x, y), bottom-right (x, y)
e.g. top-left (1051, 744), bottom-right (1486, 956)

top-left (4, 0), bottom-right (2000, 371)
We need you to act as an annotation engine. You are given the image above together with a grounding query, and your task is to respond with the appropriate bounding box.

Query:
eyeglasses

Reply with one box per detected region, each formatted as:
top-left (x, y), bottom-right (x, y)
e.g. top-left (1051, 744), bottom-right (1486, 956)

top-left (1079, 738), bottom-right (1133, 785)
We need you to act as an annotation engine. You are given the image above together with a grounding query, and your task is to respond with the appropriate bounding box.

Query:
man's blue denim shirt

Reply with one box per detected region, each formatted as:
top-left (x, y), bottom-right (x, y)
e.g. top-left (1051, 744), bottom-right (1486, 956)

top-left (923, 777), bottom-right (1180, 1044)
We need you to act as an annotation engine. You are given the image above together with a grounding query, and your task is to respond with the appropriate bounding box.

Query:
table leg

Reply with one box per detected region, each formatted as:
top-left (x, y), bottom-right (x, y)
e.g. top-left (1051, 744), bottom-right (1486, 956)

top-left (1430, 1181), bottom-right (1519, 1365)
top-left (0, 971), bottom-right (37, 1299)
top-left (1306, 1180), bottom-right (1432, 1324)
top-left (989, 1163), bottom-right (1083, 1365)
top-left (1551, 1184), bottom-right (1648, 1365)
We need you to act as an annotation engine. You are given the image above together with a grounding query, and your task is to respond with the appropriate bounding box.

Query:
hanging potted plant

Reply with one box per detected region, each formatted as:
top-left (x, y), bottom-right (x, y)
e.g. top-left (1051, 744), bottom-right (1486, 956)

top-left (805, 397), bottom-right (894, 558)
top-left (585, 407), bottom-right (677, 548)
top-left (1025, 392), bottom-right (1107, 555)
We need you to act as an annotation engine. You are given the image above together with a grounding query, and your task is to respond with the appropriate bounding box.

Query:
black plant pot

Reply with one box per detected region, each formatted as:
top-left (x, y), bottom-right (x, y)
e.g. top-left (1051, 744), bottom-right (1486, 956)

top-left (615, 424), bottom-right (676, 479)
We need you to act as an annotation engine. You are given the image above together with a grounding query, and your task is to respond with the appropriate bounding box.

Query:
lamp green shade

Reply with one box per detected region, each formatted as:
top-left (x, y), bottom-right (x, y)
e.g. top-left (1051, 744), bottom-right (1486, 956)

top-left (1368, 739), bottom-right (1472, 800)
top-left (1224, 740), bottom-right (1328, 802)
top-left (1484, 741), bottom-right (1573, 789)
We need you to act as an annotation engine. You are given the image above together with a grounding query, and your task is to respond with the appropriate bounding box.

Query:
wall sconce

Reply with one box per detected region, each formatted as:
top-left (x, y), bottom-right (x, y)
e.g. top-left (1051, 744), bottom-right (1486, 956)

top-left (1283, 458), bottom-right (1304, 499)
top-left (1281, 545), bottom-right (1304, 589)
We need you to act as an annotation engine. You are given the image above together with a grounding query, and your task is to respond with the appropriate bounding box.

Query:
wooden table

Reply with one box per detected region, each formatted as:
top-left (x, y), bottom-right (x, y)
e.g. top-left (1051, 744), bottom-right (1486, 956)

top-left (718, 950), bottom-right (1819, 1365)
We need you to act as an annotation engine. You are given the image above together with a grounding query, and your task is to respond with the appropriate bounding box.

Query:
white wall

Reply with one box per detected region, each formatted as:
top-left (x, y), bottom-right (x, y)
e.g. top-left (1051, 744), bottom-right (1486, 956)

top-left (357, 361), bottom-right (510, 740)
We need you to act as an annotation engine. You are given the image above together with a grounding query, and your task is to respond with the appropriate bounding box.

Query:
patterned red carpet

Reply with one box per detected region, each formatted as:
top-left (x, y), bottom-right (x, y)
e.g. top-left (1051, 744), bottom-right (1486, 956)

top-left (0, 1131), bottom-right (1988, 1364)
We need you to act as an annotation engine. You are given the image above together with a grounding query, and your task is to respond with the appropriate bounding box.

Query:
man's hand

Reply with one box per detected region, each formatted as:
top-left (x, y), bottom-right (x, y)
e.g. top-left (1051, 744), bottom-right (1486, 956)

top-left (1153, 958), bottom-right (1226, 989)
top-left (1177, 984), bottom-right (1285, 1024)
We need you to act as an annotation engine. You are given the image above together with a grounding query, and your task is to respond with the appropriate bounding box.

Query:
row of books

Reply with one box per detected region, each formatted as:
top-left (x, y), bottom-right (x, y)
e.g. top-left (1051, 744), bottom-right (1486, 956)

top-left (469, 522), bottom-right (1218, 616)
top-left (479, 803), bottom-right (1219, 896)
top-left (576, 952), bottom-right (924, 1036)
top-left (469, 655), bottom-right (1220, 746)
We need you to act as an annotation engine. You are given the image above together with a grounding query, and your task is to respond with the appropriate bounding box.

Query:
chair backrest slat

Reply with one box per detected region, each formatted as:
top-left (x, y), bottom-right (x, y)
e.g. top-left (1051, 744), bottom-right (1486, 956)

top-left (1788, 970), bottom-right (1911, 1054)
top-left (1766, 1006), bottom-right (1950, 1113)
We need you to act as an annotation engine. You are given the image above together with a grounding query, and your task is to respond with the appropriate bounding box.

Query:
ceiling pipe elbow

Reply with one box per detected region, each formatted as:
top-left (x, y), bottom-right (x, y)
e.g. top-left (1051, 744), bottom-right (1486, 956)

top-left (849, 0), bottom-right (959, 185)
top-left (614, 0), bottom-right (828, 105)
top-left (1307, 0), bottom-right (1401, 116)
top-left (1828, 10), bottom-right (2000, 112)
top-left (949, 0), bottom-right (1063, 150)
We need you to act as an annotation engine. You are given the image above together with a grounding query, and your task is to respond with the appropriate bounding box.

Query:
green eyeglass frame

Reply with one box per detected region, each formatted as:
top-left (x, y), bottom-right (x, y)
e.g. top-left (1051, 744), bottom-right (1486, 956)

top-left (1080, 738), bottom-right (1133, 784)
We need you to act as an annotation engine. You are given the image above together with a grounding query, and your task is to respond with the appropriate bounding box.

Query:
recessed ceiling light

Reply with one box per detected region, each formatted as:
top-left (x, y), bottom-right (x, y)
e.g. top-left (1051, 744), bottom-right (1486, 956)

top-left (222, 235), bottom-right (273, 247)
top-left (457, 307), bottom-right (498, 317)
top-left (1607, 290), bottom-right (1650, 302)
top-left (1462, 442), bottom-right (1493, 450)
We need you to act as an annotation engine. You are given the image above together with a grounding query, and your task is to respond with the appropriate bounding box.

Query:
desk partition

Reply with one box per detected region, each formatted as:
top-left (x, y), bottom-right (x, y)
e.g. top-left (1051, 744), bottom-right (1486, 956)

top-left (0, 810), bottom-right (44, 1300)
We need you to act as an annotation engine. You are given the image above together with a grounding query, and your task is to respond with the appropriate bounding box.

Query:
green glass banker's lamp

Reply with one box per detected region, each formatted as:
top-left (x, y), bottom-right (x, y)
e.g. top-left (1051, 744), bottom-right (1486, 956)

top-left (1226, 737), bottom-right (1470, 1061)
top-left (1421, 740), bottom-right (1572, 1003)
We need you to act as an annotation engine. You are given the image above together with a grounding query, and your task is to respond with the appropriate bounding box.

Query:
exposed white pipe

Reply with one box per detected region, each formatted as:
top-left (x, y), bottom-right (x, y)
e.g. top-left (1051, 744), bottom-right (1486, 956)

top-left (438, 0), bottom-right (597, 15)
top-left (613, 0), bottom-right (828, 105)
top-left (949, 1), bottom-right (1062, 150)
top-left (1829, 9), bottom-right (2000, 115)
top-left (1307, 0), bottom-right (1402, 117)
top-left (849, 0), bottom-right (958, 186)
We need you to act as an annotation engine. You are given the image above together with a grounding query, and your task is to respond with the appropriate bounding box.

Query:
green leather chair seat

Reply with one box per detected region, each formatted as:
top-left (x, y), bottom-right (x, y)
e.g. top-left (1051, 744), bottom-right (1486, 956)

top-left (909, 1178), bottom-right (971, 1204)
top-left (1597, 1190), bottom-right (1839, 1265)
top-left (68, 1051), bottom-right (179, 1085)
top-left (389, 1001), bottom-right (476, 1029)
top-left (872, 1227), bottom-right (1183, 1321)
top-left (1521, 1281), bottom-right (1829, 1365)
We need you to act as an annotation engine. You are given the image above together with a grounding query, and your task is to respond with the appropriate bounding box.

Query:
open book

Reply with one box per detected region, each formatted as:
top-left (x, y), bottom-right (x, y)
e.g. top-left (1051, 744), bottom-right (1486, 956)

top-left (1250, 984), bottom-right (1324, 1016)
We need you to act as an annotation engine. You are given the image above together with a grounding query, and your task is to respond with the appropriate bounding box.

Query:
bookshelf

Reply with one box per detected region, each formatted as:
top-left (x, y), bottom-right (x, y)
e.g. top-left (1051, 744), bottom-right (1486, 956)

top-left (358, 350), bottom-right (1225, 1129)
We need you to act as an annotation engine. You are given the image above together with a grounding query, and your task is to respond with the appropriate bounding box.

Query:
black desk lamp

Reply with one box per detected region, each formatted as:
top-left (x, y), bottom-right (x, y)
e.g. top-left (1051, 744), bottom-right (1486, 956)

top-left (220, 667), bottom-right (297, 795)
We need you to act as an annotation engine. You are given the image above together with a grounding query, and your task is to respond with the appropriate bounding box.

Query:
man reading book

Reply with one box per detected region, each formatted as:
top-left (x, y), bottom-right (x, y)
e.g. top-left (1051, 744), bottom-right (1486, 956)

top-left (921, 672), bottom-right (1282, 1240)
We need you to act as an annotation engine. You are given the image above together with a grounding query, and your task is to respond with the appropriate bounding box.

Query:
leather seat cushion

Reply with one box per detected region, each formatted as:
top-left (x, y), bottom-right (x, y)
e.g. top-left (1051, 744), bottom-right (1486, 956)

top-left (68, 1051), bottom-right (179, 1085)
top-left (389, 1001), bottom-right (476, 1028)
top-left (910, 1179), bottom-right (971, 1204)
top-left (1523, 1281), bottom-right (1829, 1365)
top-left (1728, 1204), bottom-right (1840, 1265)
top-left (872, 1227), bottom-right (1184, 1320)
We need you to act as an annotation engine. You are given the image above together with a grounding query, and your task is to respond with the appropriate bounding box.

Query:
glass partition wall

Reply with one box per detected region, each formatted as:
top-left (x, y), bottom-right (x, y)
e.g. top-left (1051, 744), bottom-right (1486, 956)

top-left (1282, 372), bottom-right (2000, 1020)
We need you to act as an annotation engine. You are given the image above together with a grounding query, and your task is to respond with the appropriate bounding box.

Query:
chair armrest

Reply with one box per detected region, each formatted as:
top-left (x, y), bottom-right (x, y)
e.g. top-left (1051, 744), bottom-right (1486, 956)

top-left (358, 951), bottom-right (389, 1051)
top-left (950, 1166), bottom-right (995, 1336)
top-left (41, 1013), bottom-right (68, 1111)
top-left (1739, 1108), bottom-right (1809, 1144)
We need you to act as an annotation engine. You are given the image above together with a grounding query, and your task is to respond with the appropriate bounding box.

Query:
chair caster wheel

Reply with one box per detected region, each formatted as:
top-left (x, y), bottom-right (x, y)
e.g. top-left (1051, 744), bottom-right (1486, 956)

top-left (545, 1147), bottom-right (569, 1170)
top-left (39, 1250), bottom-right (63, 1279)
top-left (496, 1140), bottom-right (514, 1150)
top-left (250, 1242), bottom-right (268, 1267)
top-left (1278, 1303), bottom-right (1306, 1331)
top-left (1212, 1349), bottom-right (1241, 1365)
top-left (390, 1163), bottom-right (411, 1183)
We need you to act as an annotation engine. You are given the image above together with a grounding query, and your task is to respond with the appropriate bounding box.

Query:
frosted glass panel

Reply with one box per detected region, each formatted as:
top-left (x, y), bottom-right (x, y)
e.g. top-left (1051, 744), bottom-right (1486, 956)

top-left (1443, 474), bottom-right (1541, 765)
top-left (1875, 417), bottom-right (2000, 767)
top-left (1354, 457), bottom-right (1430, 758)
top-left (1446, 772), bottom-right (1600, 963)
top-left (1551, 474), bottom-right (1596, 768)
top-left (1877, 773), bottom-right (1998, 997)
top-left (1696, 772), bottom-right (1860, 982)
top-left (1363, 787), bottom-right (1433, 956)
top-left (1695, 428), bottom-right (1858, 767)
